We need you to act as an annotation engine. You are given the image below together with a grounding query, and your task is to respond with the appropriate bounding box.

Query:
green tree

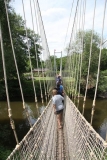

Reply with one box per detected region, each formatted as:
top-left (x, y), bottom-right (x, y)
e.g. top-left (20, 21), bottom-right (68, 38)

top-left (100, 48), bottom-right (107, 71)
top-left (49, 55), bottom-right (67, 71)
top-left (80, 30), bottom-right (100, 78)
top-left (0, 0), bottom-right (41, 80)
top-left (65, 30), bottom-right (107, 95)
top-left (98, 70), bottom-right (107, 93)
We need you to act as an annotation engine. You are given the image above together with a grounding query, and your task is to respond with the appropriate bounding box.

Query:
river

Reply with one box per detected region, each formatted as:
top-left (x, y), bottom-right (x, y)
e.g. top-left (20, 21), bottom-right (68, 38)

top-left (78, 98), bottom-right (107, 140)
top-left (0, 98), bottom-right (107, 159)
top-left (0, 100), bottom-right (46, 160)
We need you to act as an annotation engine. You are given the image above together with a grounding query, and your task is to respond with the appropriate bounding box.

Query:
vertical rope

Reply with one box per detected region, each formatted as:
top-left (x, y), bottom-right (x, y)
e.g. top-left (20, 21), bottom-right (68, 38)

top-left (32, 0), bottom-right (49, 101)
top-left (21, 0), bottom-right (39, 116)
top-left (63, 0), bottom-right (75, 47)
top-left (77, 0), bottom-right (86, 108)
top-left (68, 0), bottom-right (80, 53)
top-left (82, 0), bottom-right (97, 115)
top-left (90, 0), bottom-right (107, 125)
top-left (29, 0), bottom-right (44, 105)
top-left (71, 0), bottom-right (80, 102)
top-left (74, 0), bottom-right (82, 102)
top-left (0, 20), bottom-right (19, 144)
top-left (4, 0), bottom-right (32, 127)
top-left (73, 7), bottom-right (80, 101)
top-left (34, 0), bottom-right (53, 96)
top-left (60, 51), bottom-right (62, 76)
top-left (22, 0), bottom-right (39, 116)
top-left (64, 0), bottom-right (80, 97)
top-left (74, 0), bottom-right (84, 106)
top-left (40, 56), bottom-right (48, 104)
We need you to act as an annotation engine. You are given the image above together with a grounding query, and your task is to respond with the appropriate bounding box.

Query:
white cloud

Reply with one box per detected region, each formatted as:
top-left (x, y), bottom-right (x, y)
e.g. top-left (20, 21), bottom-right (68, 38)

top-left (42, 8), bottom-right (67, 17)
top-left (11, 0), bottom-right (107, 57)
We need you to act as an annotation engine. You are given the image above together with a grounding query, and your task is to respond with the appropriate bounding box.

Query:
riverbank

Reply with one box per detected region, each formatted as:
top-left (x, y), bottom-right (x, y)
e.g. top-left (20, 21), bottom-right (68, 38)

top-left (0, 79), bottom-right (49, 101)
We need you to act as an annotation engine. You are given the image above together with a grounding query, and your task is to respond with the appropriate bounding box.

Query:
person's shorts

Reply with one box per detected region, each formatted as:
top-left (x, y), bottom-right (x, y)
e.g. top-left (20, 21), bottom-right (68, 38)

top-left (55, 109), bottom-right (63, 115)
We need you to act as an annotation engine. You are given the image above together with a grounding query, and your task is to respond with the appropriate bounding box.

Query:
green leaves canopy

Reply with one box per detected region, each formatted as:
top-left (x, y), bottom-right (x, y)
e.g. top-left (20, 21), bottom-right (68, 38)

top-left (66, 30), bottom-right (107, 95)
top-left (0, 0), bottom-right (41, 80)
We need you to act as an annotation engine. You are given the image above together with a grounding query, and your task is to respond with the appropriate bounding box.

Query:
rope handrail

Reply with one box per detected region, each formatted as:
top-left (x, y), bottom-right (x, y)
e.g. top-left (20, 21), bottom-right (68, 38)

top-left (64, 96), bottom-right (107, 160)
top-left (6, 98), bottom-right (55, 160)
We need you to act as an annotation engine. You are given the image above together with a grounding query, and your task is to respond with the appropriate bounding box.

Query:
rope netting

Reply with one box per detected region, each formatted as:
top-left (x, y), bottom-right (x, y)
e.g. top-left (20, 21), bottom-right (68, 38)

top-left (6, 99), bottom-right (57, 160)
top-left (7, 96), bottom-right (107, 160)
top-left (64, 96), bottom-right (107, 160)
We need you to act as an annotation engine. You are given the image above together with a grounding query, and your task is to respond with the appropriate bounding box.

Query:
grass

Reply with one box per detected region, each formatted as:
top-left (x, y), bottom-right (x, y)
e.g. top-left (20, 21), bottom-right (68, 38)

top-left (34, 77), bottom-right (55, 80)
top-left (24, 73), bottom-right (55, 81)
top-left (63, 77), bottom-right (74, 82)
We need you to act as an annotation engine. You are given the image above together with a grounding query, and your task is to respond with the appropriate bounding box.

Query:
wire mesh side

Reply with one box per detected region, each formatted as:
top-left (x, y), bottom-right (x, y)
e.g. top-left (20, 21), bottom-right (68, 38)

top-left (6, 99), bottom-right (57, 160)
top-left (63, 96), bottom-right (107, 160)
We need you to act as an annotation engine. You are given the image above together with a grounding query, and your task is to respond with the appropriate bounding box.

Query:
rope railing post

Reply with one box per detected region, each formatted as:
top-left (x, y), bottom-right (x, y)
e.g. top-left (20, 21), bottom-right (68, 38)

top-left (0, 20), bottom-right (19, 145)
top-left (77, 0), bottom-right (86, 108)
top-left (32, 0), bottom-right (50, 102)
top-left (30, 0), bottom-right (45, 105)
top-left (60, 51), bottom-right (62, 76)
top-left (22, 0), bottom-right (40, 116)
top-left (35, 0), bottom-right (53, 93)
top-left (4, 0), bottom-right (32, 127)
top-left (90, 0), bottom-right (107, 125)
top-left (82, 0), bottom-right (97, 116)
top-left (74, 0), bottom-right (83, 106)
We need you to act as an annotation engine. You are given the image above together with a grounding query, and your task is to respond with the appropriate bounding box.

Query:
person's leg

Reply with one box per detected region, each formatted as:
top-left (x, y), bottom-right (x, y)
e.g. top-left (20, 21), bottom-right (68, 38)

top-left (60, 110), bottom-right (63, 125)
top-left (57, 113), bottom-right (62, 129)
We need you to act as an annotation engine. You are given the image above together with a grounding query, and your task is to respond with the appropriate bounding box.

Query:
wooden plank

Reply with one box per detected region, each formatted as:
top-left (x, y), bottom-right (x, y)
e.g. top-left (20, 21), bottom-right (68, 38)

top-left (56, 126), bottom-right (66, 160)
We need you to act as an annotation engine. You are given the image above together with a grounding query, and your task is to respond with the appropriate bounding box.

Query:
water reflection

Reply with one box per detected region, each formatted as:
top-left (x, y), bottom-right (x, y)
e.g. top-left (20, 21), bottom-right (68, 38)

top-left (78, 98), bottom-right (107, 140)
top-left (23, 104), bottom-right (36, 126)
top-left (99, 118), bottom-right (107, 139)
top-left (0, 101), bottom-right (46, 149)
top-left (39, 105), bottom-right (46, 114)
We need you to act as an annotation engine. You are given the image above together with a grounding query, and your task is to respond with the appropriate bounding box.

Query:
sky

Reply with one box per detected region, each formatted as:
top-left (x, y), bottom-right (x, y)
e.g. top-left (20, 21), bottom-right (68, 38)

top-left (11, 0), bottom-right (107, 58)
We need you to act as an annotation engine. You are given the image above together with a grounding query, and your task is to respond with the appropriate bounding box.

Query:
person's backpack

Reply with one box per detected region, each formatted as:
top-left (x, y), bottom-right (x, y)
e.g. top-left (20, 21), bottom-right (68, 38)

top-left (57, 84), bottom-right (63, 96)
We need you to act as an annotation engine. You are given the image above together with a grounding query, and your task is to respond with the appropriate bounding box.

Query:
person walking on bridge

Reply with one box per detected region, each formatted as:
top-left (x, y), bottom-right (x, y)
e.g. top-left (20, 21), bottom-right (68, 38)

top-left (57, 81), bottom-right (64, 96)
top-left (52, 89), bottom-right (64, 129)
top-left (56, 75), bottom-right (62, 85)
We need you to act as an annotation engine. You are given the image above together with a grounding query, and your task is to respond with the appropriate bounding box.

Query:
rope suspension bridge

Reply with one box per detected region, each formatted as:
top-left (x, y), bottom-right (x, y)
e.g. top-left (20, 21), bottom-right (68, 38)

top-left (0, 0), bottom-right (107, 159)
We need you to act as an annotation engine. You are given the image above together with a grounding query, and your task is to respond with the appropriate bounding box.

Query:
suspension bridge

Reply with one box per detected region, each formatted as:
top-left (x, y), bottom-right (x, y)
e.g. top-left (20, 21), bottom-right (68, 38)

top-left (0, 0), bottom-right (107, 159)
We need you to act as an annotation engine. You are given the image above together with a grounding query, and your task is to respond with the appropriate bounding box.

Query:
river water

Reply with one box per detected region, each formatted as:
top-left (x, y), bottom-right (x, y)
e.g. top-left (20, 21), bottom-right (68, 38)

top-left (78, 98), bottom-right (107, 140)
top-left (0, 98), bottom-right (107, 152)
top-left (0, 101), bottom-right (46, 152)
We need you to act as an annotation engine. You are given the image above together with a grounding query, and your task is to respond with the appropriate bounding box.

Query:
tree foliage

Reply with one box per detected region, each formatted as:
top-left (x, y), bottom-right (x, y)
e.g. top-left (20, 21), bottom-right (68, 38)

top-left (0, 0), bottom-right (41, 80)
top-left (81, 30), bottom-right (107, 93)
top-left (50, 55), bottom-right (67, 71)
top-left (66, 30), bottom-right (107, 95)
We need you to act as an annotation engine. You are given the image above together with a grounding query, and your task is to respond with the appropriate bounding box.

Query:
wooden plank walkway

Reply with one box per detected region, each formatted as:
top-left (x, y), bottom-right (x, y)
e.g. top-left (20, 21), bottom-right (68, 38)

top-left (56, 127), bottom-right (66, 160)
